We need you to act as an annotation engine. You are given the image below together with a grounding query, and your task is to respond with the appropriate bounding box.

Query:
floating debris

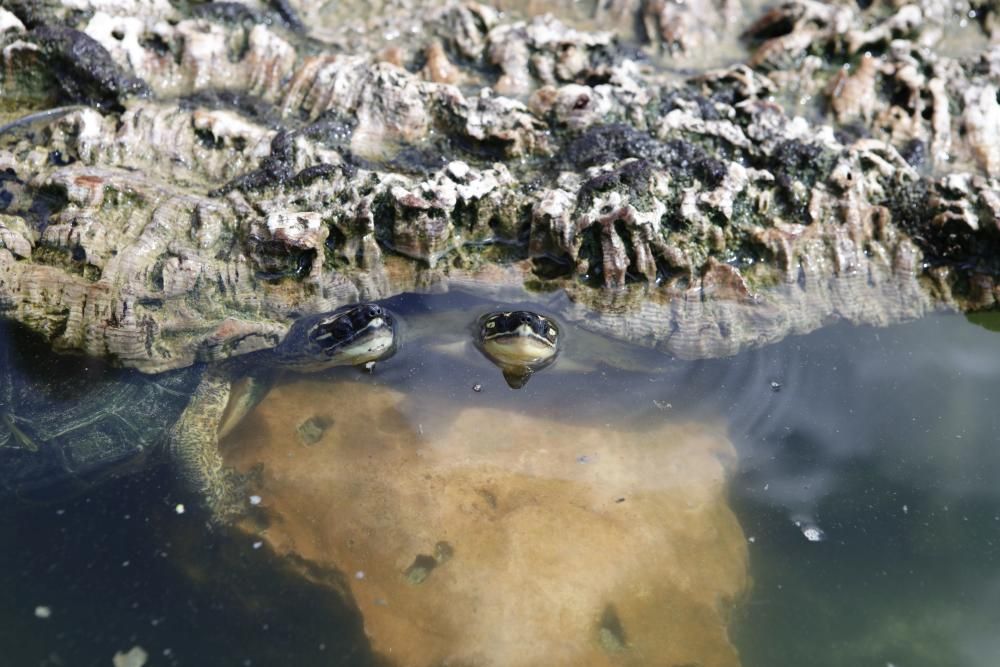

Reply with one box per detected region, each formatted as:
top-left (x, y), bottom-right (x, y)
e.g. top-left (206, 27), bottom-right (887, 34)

top-left (404, 541), bottom-right (453, 585)
top-left (249, 495), bottom-right (262, 506)
top-left (252, 541), bottom-right (263, 550)
top-left (112, 646), bottom-right (148, 667)
top-left (800, 524), bottom-right (826, 542)
top-left (297, 415), bottom-right (331, 446)
top-left (791, 514), bottom-right (826, 542)
top-left (404, 555), bottom-right (437, 585)
top-left (34, 606), bottom-right (51, 619)
top-left (472, 383), bottom-right (483, 393)
top-left (174, 503), bottom-right (185, 515)
top-left (770, 381), bottom-right (782, 392)
top-left (355, 571), bottom-right (365, 580)
top-left (803, 528), bottom-right (824, 542)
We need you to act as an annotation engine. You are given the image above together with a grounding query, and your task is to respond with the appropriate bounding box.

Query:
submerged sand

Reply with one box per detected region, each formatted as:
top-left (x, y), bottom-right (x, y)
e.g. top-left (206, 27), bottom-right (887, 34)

top-left (224, 379), bottom-right (749, 667)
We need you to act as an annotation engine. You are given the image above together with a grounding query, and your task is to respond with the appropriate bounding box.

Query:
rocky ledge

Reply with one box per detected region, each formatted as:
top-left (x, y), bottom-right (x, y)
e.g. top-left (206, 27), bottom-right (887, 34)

top-left (0, 0), bottom-right (997, 371)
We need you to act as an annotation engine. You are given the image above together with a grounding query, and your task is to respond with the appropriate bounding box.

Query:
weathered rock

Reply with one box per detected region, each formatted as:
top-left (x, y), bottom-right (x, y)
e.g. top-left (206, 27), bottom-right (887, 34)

top-left (0, 0), bottom-right (997, 372)
top-left (225, 379), bottom-right (749, 667)
top-left (741, 0), bottom-right (1000, 177)
top-left (0, 25), bottom-right (144, 110)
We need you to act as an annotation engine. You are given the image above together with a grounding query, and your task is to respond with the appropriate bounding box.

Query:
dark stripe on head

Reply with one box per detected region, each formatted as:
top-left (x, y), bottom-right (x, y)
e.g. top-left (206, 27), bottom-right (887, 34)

top-left (308, 304), bottom-right (389, 355)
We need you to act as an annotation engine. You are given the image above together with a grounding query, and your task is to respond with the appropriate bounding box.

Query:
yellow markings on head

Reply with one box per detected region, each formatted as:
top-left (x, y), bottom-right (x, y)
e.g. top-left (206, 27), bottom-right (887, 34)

top-left (481, 334), bottom-right (557, 366)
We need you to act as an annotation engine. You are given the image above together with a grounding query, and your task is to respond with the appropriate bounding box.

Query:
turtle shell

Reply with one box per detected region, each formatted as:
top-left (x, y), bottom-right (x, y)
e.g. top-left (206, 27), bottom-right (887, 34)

top-left (0, 322), bottom-right (202, 498)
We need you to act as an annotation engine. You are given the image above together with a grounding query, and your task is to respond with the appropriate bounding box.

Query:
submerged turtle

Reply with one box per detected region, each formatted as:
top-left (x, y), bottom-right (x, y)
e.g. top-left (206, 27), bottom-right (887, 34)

top-left (0, 303), bottom-right (397, 517)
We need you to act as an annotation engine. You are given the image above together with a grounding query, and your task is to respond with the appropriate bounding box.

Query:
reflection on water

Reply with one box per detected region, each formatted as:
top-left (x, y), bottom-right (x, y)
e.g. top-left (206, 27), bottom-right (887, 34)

top-left (1, 291), bottom-right (999, 666)
top-left (726, 314), bottom-right (1000, 667)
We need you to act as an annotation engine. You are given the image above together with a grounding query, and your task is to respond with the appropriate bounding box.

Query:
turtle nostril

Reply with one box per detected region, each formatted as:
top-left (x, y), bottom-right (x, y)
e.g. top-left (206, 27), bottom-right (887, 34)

top-left (366, 305), bottom-right (382, 319)
top-left (519, 314), bottom-right (532, 324)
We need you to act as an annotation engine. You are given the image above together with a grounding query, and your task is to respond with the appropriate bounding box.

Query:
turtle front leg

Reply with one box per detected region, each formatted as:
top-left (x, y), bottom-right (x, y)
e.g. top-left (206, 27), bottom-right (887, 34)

top-left (170, 370), bottom-right (257, 523)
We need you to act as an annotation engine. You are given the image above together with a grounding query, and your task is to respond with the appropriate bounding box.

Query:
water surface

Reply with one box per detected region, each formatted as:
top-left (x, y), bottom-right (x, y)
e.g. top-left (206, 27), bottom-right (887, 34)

top-left (1, 292), bottom-right (999, 666)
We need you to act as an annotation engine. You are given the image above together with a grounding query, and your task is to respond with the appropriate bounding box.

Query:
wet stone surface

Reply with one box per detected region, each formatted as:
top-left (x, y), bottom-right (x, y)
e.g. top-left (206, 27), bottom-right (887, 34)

top-left (0, 0), bottom-right (996, 373)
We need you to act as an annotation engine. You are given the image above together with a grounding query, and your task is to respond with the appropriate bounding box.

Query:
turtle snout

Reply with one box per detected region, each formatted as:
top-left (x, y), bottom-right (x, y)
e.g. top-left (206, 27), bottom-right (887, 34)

top-left (363, 304), bottom-right (384, 320)
top-left (517, 312), bottom-right (534, 325)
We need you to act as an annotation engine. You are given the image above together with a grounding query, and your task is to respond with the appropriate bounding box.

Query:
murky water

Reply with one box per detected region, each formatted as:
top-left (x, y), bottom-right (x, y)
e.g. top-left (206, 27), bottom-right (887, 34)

top-left (728, 313), bottom-right (1000, 667)
top-left (2, 290), bottom-right (999, 666)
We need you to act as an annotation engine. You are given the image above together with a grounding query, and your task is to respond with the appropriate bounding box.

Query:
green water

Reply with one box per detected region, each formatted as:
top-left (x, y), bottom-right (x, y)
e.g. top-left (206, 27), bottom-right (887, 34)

top-left (1, 293), bottom-right (998, 666)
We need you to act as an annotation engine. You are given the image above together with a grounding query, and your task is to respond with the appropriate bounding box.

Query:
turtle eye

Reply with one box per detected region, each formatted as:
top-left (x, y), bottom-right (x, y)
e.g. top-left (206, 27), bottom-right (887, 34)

top-left (547, 327), bottom-right (557, 340)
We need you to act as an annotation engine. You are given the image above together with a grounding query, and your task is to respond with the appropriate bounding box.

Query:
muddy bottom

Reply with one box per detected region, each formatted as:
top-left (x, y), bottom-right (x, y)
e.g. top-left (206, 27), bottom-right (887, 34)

top-left (224, 378), bottom-right (748, 667)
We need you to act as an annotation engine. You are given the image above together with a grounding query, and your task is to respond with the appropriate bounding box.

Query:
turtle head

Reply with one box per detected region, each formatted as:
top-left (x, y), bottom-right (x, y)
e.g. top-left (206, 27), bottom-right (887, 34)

top-left (476, 310), bottom-right (560, 388)
top-left (273, 303), bottom-right (398, 371)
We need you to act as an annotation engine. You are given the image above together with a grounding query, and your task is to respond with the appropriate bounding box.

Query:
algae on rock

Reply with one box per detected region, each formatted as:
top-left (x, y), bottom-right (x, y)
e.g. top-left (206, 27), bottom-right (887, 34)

top-left (0, 0), bottom-right (997, 371)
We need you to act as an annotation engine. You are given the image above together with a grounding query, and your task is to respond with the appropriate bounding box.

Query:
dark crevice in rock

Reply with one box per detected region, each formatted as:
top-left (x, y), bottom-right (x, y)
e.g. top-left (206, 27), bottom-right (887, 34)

top-left (597, 604), bottom-right (629, 653)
